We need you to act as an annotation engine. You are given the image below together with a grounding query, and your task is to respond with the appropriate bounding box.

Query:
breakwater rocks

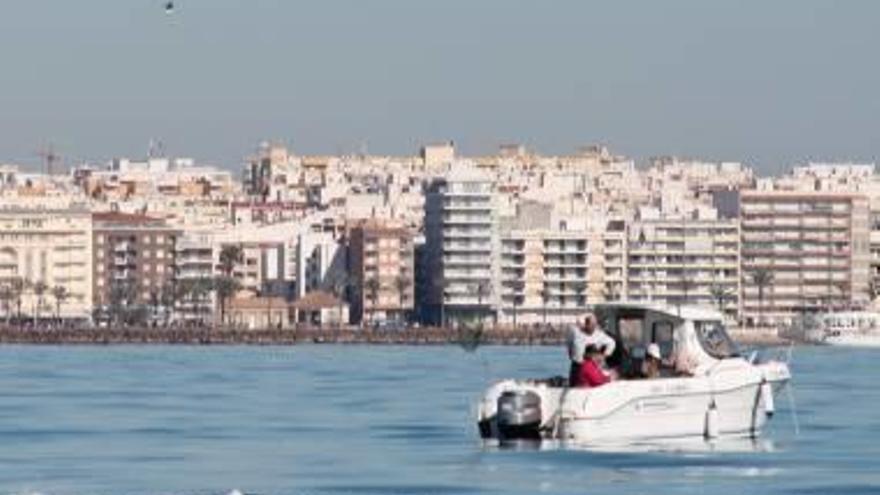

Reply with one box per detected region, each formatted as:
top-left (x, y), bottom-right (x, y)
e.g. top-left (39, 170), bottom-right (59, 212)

top-left (0, 326), bottom-right (785, 346)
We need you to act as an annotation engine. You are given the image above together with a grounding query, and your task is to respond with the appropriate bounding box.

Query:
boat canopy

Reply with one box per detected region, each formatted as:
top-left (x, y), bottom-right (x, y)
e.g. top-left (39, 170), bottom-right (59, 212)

top-left (593, 302), bottom-right (738, 373)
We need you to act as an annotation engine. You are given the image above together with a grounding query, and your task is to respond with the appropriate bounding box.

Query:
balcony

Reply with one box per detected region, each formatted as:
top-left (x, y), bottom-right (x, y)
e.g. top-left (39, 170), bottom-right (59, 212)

top-left (443, 229), bottom-right (492, 240)
top-left (442, 216), bottom-right (492, 226)
top-left (443, 269), bottom-right (492, 280)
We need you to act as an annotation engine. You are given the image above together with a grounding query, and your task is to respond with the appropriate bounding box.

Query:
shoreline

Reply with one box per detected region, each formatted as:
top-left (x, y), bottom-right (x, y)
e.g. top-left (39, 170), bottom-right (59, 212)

top-left (0, 326), bottom-right (789, 347)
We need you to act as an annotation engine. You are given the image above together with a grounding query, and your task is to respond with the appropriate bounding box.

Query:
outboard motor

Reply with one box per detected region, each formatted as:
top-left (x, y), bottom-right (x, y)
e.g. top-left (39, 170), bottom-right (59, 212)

top-left (496, 390), bottom-right (542, 440)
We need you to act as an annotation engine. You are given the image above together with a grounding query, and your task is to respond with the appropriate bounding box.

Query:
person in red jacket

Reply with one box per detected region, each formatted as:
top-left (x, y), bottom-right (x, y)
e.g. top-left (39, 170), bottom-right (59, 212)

top-left (578, 344), bottom-right (611, 388)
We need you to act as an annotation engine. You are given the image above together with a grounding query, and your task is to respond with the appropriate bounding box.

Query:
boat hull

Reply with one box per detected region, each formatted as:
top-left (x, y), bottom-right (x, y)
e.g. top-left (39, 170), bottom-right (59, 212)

top-left (823, 333), bottom-right (880, 348)
top-left (478, 360), bottom-right (790, 445)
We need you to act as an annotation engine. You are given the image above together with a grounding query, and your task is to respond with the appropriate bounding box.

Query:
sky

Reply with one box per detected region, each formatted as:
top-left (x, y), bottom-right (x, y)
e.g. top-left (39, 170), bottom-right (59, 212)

top-left (1, 0), bottom-right (880, 174)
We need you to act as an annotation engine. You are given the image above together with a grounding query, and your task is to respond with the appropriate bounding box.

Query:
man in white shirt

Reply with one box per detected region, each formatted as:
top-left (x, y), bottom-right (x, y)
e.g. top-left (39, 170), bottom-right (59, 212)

top-left (567, 312), bottom-right (616, 385)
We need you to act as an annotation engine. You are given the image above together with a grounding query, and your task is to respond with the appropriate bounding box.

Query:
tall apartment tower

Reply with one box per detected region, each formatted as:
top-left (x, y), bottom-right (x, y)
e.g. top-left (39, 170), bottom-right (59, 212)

top-left (738, 191), bottom-right (870, 326)
top-left (424, 169), bottom-right (500, 326)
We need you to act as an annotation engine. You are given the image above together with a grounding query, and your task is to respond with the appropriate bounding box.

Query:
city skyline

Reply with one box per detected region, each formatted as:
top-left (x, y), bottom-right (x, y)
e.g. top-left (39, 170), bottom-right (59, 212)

top-left (2, 1), bottom-right (880, 172)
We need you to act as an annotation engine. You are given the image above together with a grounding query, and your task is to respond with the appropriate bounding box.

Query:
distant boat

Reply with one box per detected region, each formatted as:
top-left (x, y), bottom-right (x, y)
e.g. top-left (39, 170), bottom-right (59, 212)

top-left (816, 311), bottom-right (880, 348)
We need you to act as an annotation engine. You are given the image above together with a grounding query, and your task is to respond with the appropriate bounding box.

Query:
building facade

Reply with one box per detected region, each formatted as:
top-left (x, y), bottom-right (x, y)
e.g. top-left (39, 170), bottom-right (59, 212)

top-left (424, 171), bottom-right (501, 326)
top-left (348, 221), bottom-right (414, 323)
top-left (92, 212), bottom-right (179, 321)
top-left (738, 191), bottom-right (870, 326)
top-left (627, 209), bottom-right (740, 322)
top-left (0, 204), bottom-right (93, 321)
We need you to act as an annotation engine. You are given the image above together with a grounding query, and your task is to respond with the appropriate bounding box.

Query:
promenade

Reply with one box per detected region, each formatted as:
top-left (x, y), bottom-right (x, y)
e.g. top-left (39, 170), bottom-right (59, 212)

top-left (0, 325), bottom-right (786, 346)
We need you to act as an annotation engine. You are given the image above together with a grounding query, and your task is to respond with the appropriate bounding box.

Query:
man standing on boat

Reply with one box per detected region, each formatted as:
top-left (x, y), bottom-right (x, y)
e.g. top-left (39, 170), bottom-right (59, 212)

top-left (567, 313), bottom-right (616, 385)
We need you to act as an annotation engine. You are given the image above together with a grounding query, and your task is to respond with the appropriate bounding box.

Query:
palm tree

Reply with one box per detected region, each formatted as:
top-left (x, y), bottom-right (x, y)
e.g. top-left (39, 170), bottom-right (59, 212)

top-left (212, 276), bottom-right (240, 327)
top-left (0, 283), bottom-right (13, 325)
top-left (509, 280), bottom-right (524, 329)
top-left (173, 278), bottom-right (193, 323)
top-left (32, 281), bottom-right (48, 325)
top-left (572, 281), bottom-right (587, 307)
top-left (10, 277), bottom-right (27, 325)
top-left (364, 277), bottom-right (381, 324)
top-left (394, 274), bottom-right (410, 323)
top-left (679, 276), bottom-right (696, 309)
top-left (434, 278), bottom-right (448, 328)
top-left (265, 286), bottom-right (274, 329)
top-left (159, 282), bottom-right (177, 326)
top-left (51, 286), bottom-right (69, 323)
top-left (709, 283), bottom-right (732, 314)
top-left (148, 289), bottom-right (161, 325)
top-left (474, 280), bottom-right (492, 326)
top-left (540, 286), bottom-right (551, 325)
top-left (188, 277), bottom-right (214, 326)
top-left (331, 275), bottom-right (351, 328)
top-left (108, 279), bottom-right (135, 326)
top-left (751, 269), bottom-right (774, 327)
top-left (219, 244), bottom-right (243, 277)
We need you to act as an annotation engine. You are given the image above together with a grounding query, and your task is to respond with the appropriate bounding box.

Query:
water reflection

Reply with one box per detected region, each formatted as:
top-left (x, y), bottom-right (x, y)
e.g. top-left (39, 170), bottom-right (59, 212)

top-left (486, 436), bottom-right (777, 454)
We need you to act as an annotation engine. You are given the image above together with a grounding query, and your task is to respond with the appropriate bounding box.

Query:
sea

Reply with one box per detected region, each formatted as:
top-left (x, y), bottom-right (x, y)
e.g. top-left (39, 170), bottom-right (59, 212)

top-left (0, 344), bottom-right (877, 495)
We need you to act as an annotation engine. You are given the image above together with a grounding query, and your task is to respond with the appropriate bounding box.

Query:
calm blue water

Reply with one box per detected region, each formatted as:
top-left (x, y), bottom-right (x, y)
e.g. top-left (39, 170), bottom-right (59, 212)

top-left (0, 345), bottom-right (877, 495)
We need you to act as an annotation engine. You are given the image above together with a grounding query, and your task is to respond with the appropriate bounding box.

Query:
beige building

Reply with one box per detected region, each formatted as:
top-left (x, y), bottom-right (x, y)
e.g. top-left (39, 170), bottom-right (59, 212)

top-left (0, 203), bottom-right (94, 321)
top-left (499, 229), bottom-right (591, 325)
top-left (737, 191), bottom-right (870, 326)
top-left (421, 142), bottom-right (455, 169)
top-left (627, 209), bottom-right (740, 323)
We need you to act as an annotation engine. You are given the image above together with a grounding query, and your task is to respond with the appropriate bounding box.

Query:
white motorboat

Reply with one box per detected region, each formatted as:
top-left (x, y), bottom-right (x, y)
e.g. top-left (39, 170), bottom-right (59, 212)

top-left (477, 303), bottom-right (791, 444)
top-left (816, 311), bottom-right (880, 348)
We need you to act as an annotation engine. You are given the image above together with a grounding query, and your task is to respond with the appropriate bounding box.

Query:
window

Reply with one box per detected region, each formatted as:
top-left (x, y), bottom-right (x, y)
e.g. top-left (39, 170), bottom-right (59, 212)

top-left (651, 320), bottom-right (675, 358)
top-left (695, 321), bottom-right (739, 359)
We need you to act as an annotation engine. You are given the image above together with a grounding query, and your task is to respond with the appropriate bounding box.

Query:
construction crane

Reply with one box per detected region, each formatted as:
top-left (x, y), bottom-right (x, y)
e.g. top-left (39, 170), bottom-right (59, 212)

top-left (35, 145), bottom-right (62, 176)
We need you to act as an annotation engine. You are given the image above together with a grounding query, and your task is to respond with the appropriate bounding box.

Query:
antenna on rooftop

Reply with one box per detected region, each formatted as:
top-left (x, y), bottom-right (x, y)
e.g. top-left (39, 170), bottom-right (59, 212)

top-left (148, 138), bottom-right (166, 159)
top-left (35, 144), bottom-right (61, 176)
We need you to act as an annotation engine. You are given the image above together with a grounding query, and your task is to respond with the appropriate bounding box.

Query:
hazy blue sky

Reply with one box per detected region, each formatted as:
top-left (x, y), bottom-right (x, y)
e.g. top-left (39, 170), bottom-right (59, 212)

top-left (2, 1), bottom-right (879, 173)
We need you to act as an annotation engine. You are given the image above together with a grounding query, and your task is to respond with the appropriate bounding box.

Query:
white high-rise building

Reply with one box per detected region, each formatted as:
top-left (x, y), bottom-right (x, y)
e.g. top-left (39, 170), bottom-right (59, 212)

top-left (424, 168), bottom-right (501, 325)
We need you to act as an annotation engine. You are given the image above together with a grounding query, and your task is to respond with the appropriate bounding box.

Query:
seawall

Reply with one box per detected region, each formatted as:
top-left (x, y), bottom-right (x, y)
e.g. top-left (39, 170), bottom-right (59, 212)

top-left (0, 326), bottom-right (787, 346)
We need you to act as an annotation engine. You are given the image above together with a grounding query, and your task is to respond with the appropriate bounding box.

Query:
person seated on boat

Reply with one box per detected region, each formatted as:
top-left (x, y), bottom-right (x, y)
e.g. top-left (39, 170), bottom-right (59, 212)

top-left (577, 344), bottom-right (612, 388)
top-left (566, 312), bottom-right (616, 384)
top-left (671, 345), bottom-right (699, 377)
top-left (641, 343), bottom-right (663, 379)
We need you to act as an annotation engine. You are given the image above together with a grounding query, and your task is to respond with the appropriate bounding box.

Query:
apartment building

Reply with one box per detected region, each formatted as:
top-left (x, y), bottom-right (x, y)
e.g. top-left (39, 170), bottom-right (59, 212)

top-left (173, 228), bottom-right (217, 321)
top-left (420, 142), bottom-right (455, 169)
top-left (424, 169), bottom-right (501, 326)
top-left (499, 229), bottom-right (590, 325)
top-left (0, 203), bottom-right (93, 321)
top-left (348, 221), bottom-right (415, 323)
top-left (601, 219), bottom-right (629, 301)
top-left (735, 191), bottom-right (871, 326)
top-left (92, 212), bottom-right (178, 316)
top-left (296, 231), bottom-right (346, 299)
top-left (627, 207), bottom-right (740, 322)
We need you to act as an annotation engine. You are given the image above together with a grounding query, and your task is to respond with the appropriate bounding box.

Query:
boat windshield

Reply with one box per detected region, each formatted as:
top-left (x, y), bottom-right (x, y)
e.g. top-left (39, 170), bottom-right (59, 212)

top-left (695, 320), bottom-right (739, 359)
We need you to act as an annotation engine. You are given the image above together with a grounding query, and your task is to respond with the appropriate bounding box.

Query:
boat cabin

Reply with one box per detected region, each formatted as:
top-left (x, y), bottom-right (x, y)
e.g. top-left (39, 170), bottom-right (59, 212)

top-left (594, 302), bottom-right (739, 377)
